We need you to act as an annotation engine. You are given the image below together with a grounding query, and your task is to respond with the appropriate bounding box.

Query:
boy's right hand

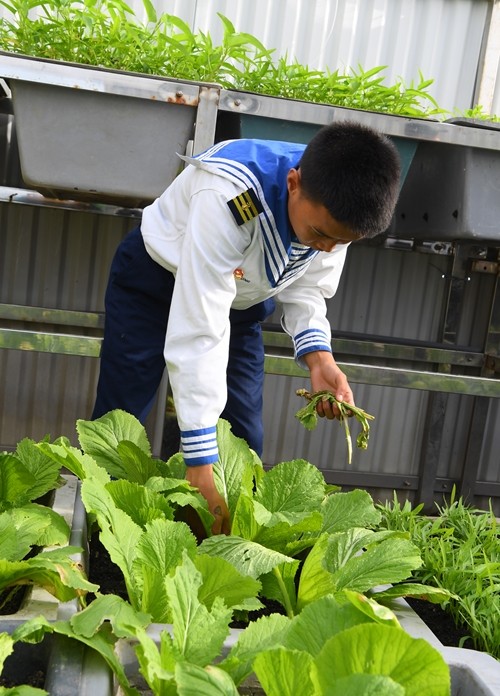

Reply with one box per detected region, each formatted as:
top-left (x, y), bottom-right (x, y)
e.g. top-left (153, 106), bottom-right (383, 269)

top-left (185, 464), bottom-right (231, 535)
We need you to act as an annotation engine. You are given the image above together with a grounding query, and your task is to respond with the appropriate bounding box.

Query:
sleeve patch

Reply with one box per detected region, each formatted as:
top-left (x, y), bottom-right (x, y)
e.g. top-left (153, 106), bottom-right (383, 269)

top-left (227, 188), bottom-right (263, 225)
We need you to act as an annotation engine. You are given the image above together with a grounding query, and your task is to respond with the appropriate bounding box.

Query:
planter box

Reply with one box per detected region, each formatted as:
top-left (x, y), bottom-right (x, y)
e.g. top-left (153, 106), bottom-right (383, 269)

top-left (394, 119), bottom-right (500, 242)
top-left (393, 597), bottom-right (500, 695)
top-left (218, 90), bottom-right (500, 242)
top-left (0, 475), bottom-right (108, 694)
top-left (0, 52), bottom-right (220, 206)
top-left (4, 610), bottom-right (495, 696)
top-left (218, 88), bottom-right (419, 190)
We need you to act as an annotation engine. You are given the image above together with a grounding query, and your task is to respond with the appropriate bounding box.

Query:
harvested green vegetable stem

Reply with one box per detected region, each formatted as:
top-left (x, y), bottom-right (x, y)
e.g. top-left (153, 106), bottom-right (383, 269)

top-left (295, 389), bottom-right (375, 465)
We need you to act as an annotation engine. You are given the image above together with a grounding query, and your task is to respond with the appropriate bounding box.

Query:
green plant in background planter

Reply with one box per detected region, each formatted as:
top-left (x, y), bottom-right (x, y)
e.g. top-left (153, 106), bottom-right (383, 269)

top-left (377, 492), bottom-right (500, 660)
top-left (0, 0), bottom-right (491, 120)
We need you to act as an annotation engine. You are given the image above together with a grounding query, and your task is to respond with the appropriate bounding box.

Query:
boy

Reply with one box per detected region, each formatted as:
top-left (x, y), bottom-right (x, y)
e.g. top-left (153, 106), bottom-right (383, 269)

top-left (92, 121), bottom-right (401, 533)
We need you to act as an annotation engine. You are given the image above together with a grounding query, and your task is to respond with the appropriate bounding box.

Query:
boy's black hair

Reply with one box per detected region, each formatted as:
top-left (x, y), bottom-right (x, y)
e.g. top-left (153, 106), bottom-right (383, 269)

top-left (299, 121), bottom-right (401, 238)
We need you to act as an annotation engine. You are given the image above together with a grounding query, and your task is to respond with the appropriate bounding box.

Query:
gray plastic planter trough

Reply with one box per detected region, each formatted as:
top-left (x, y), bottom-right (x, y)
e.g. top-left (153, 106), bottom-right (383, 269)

top-left (393, 119), bottom-right (500, 242)
top-left (217, 90), bottom-right (500, 243)
top-left (0, 474), bottom-right (95, 694)
top-left (0, 51), bottom-right (220, 207)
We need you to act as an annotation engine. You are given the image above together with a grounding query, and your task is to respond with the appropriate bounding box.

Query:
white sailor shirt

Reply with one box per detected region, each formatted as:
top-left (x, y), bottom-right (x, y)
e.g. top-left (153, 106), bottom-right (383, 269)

top-left (141, 139), bottom-right (349, 465)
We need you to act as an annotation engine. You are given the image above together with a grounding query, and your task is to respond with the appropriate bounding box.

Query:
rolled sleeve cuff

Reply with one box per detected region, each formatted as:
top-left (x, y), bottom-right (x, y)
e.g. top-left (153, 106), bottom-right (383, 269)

top-left (181, 426), bottom-right (219, 466)
top-left (294, 328), bottom-right (332, 366)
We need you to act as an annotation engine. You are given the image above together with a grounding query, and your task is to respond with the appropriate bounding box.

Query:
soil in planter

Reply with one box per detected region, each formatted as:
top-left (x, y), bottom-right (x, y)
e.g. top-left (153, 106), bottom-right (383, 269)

top-left (406, 597), bottom-right (474, 649)
top-left (88, 536), bottom-right (476, 651)
top-left (0, 585), bottom-right (28, 615)
top-left (0, 668), bottom-right (45, 689)
top-left (87, 532), bottom-right (128, 600)
top-left (0, 641), bottom-right (48, 689)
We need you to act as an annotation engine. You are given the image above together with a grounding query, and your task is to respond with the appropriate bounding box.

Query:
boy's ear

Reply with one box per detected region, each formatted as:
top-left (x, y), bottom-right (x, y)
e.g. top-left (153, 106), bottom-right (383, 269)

top-left (287, 167), bottom-right (301, 194)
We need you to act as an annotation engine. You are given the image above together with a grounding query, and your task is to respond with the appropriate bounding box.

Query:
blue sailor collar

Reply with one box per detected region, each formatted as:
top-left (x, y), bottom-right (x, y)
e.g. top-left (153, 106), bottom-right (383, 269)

top-left (179, 139), bottom-right (319, 287)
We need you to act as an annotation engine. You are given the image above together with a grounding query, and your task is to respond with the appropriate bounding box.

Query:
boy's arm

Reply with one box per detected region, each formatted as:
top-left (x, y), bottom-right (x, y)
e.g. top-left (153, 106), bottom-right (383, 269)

top-left (186, 464), bottom-right (231, 534)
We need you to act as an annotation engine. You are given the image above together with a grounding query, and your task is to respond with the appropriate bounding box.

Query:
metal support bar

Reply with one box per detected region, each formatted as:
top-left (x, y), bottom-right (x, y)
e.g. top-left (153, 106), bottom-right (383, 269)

top-left (416, 392), bottom-right (449, 514)
top-left (417, 244), bottom-right (469, 508)
top-left (315, 469), bottom-right (500, 501)
top-left (264, 353), bottom-right (500, 397)
top-left (0, 186), bottom-right (143, 218)
top-left (263, 328), bottom-right (484, 368)
top-left (459, 271), bottom-right (500, 501)
top-left (2, 321), bottom-right (500, 396)
top-left (0, 303), bottom-right (104, 328)
top-left (0, 328), bottom-right (102, 357)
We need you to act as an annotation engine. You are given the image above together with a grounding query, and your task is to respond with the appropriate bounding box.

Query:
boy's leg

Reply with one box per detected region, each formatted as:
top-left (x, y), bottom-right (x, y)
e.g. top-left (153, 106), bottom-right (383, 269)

top-left (92, 226), bottom-right (175, 422)
top-left (221, 299), bottom-right (276, 456)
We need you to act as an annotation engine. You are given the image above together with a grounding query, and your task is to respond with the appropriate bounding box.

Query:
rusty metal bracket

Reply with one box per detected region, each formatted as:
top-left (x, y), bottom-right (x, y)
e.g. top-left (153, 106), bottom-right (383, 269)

top-left (485, 354), bottom-right (500, 373)
top-left (471, 259), bottom-right (500, 274)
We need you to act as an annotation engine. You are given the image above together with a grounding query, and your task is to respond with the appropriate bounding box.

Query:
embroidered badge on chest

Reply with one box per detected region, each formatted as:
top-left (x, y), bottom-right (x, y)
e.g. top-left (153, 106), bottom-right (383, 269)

top-left (227, 188), bottom-right (263, 225)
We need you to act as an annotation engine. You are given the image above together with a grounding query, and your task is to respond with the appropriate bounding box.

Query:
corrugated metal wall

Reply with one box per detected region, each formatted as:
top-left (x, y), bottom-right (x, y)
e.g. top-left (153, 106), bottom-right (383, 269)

top-left (0, 195), bottom-right (136, 445)
top-left (1, 0), bottom-right (500, 512)
top-left (262, 245), bottom-right (500, 513)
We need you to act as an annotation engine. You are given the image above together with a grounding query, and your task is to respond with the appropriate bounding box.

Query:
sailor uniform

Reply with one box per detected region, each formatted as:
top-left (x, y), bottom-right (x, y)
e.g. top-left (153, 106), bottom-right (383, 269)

top-left (93, 139), bottom-right (349, 465)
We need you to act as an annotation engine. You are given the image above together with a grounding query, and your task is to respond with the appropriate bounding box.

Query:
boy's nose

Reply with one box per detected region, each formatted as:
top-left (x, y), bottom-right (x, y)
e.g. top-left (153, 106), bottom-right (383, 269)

top-left (320, 239), bottom-right (338, 252)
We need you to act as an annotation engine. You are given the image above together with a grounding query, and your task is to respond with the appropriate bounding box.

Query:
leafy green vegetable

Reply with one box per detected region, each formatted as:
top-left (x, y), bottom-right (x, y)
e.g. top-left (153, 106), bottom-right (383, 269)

top-left (378, 490), bottom-right (500, 658)
top-left (0, 438), bottom-right (63, 511)
top-left (310, 623), bottom-right (450, 696)
top-left (0, 547), bottom-right (97, 601)
top-left (56, 411), bottom-right (448, 622)
top-left (0, 412), bottom-right (461, 694)
top-left (0, 632), bottom-right (14, 674)
top-left (0, 503), bottom-right (70, 561)
top-left (3, 578), bottom-right (451, 696)
top-left (76, 410), bottom-right (154, 480)
top-left (295, 389), bottom-right (375, 464)
top-left (0, 442), bottom-right (93, 612)
top-left (0, 0), bottom-right (479, 119)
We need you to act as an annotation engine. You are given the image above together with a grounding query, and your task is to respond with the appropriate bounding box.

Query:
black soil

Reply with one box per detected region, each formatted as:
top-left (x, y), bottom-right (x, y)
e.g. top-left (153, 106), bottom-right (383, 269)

top-left (87, 534), bottom-right (475, 648)
top-left (87, 532), bottom-right (128, 600)
top-left (405, 597), bottom-right (474, 649)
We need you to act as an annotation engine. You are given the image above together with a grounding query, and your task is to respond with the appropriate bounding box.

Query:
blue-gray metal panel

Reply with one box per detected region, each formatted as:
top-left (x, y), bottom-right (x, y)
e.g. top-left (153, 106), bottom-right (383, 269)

top-left (327, 244), bottom-right (449, 340)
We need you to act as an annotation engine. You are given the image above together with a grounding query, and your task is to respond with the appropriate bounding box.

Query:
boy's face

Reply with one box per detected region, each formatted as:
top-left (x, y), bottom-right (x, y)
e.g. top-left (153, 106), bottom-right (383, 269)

top-left (286, 168), bottom-right (360, 252)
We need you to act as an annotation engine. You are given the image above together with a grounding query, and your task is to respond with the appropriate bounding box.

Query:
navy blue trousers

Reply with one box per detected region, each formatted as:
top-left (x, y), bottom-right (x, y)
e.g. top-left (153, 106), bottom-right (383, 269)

top-left (92, 226), bottom-right (275, 456)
